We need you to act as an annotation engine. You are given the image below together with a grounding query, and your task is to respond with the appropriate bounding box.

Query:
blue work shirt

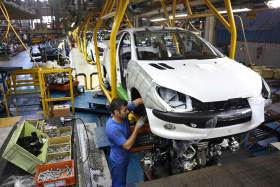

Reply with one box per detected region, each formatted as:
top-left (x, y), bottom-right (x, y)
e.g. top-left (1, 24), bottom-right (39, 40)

top-left (105, 102), bottom-right (136, 163)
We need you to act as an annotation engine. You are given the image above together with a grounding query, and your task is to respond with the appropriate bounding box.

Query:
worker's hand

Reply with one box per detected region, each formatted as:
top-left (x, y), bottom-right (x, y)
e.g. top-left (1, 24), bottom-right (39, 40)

top-left (136, 116), bottom-right (147, 129)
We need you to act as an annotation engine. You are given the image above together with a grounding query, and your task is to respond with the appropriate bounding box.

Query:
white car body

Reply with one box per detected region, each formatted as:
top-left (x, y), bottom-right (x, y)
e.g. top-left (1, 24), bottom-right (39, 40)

top-left (102, 27), bottom-right (271, 141)
top-left (85, 31), bottom-right (110, 63)
top-left (87, 39), bottom-right (108, 63)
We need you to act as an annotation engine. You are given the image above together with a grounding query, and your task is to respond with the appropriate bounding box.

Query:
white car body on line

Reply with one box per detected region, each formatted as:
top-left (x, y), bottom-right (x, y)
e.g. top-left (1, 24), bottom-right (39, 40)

top-left (101, 27), bottom-right (271, 141)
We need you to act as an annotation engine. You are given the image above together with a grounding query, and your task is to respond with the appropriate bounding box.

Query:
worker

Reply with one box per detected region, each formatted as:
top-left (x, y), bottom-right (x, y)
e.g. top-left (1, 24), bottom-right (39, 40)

top-left (105, 98), bottom-right (146, 187)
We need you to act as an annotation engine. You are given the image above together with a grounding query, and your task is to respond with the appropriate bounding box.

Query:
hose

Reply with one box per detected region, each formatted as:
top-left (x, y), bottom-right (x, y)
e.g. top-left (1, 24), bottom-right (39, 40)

top-left (235, 15), bottom-right (253, 66)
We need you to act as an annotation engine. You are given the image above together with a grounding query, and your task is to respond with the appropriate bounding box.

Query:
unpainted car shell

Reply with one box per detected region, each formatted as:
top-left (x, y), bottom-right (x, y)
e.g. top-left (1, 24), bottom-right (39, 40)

top-left (107, 27), bottom-right (268, 140)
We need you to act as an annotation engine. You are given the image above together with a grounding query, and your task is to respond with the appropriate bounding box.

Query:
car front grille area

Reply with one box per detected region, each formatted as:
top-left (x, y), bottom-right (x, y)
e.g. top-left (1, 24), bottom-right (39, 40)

top-left (191, 98), bottom-right (250, 112)
top-left (185, 116), bottom-right (252, 129)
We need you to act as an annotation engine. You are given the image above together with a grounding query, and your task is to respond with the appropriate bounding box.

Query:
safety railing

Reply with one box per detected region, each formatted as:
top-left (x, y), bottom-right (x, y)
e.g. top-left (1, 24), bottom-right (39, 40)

top-left (75, 73), bottom-right (88, 90)
top-left (38, 68), bottom-right (75, 119)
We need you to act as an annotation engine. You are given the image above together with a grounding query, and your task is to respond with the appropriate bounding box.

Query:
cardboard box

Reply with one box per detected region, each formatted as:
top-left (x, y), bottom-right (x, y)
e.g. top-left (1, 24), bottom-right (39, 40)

top-left (273, 69), bottom-right (280, 80)
top-left (52, 104), bottom-right (70, 117)
top-left (262, 68), bottom-right (274, 79)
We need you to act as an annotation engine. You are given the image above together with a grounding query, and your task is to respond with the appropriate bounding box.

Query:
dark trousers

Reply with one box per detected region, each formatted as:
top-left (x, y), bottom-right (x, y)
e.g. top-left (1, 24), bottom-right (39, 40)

top-left (109, 158), bottom-right (129, 187)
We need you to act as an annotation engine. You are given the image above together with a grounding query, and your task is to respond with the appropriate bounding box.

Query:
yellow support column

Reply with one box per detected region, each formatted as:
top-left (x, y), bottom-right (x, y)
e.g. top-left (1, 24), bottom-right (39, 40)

top-left (110, 0), bottom-right (129, 99)
top-left (38, 69), bottom-right (46, 118)
top-left (69, 72), bottom-right (75, 113)
top-left (160, 0), bottom-right (171, 26)
top-left (204, 0), bottom-right (236, 59)
top-left (171, 0), bottom-right (177, 26)
top-left (184, 0), bottom-right (193, 15)
top-left (225, 0), bottom-right (237, 59)
top-left (93, 0), bottom-right (113, 102)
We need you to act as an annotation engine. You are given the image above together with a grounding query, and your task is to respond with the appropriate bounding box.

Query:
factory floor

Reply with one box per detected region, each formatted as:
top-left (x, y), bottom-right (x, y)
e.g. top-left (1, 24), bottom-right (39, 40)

top-left (0, 47), bottom-right (280, 186)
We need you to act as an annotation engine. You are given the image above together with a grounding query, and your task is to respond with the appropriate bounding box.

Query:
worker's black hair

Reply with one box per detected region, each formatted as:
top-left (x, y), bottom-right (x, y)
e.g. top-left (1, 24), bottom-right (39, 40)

top-left (110, 98), bottom-right (128, 114)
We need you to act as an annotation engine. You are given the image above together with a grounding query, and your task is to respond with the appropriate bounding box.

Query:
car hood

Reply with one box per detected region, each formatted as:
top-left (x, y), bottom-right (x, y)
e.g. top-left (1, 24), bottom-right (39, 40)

top-left (137, 57), bottom-right (262, 102)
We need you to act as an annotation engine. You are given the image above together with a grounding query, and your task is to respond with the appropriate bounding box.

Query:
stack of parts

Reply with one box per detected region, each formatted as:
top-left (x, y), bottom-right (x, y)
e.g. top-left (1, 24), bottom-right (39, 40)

top-left (35, 160), bottom-right (75, 187)
top-left (2, 121), bottom-right (48, 174)
top-left (47, 136), bottom-right (72, 163)
top-left (44, 126), bottom-right (72, 138)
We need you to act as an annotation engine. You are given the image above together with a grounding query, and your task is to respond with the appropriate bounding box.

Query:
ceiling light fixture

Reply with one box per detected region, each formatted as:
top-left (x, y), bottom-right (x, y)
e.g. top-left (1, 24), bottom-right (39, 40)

top-left (151, 13), bottom-right (188, 22)
top-left (266, 0), bottom-right (280, 8)
top-left (150, 17), bottom-right (167, 22)
top-left (219, 8), bottom-right (252, 14)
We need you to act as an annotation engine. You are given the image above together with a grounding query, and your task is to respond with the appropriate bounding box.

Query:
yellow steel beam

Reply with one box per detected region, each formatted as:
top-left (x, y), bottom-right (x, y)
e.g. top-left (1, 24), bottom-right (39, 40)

top-left (101, 11), bottom-right (116, 20)
top-left (110, 0), bottom-right (129, 99)
top-left (160, 0), bottom-right (171, 26)
top-left (82, 17), bottom-right (90, 62)
top-left (45, 97), bottom-right (71, 102)
top-left (40, 68), bottom-right (72, 74)
top-left (108, 0), bottom-right (116, 16)
top-left (171, 0), bottom-right (177, 26)
top-left (12, 83), bottom-right (37, 87)
top-left (69, 72), bottom-right (75, 114)
top-left (203, 0), bottom-right (236, 59)
top-left (203, 0), bottom-right (230, 31)
top-left (38, 70), bottom-right (46, 118)
top-left (184, 0), bottom-right (193, 15)
top-left (225, 0), bottom-right (237, 59)
top-left (125, 13), bottom-right (133, 28)
top-left (94, 0), bottom-right (113, 102)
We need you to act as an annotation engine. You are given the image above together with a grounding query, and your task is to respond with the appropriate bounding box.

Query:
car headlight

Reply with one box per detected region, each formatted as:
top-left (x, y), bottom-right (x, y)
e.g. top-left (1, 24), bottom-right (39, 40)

top-left (157, 87), bottom-right (193, 112)
top-left (261, 78), bottom-right (271, 99)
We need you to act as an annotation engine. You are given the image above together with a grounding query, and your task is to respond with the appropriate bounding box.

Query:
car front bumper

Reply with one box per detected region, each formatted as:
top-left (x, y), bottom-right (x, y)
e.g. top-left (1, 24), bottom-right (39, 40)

top-left (146, 96), bottom-right (266, 140)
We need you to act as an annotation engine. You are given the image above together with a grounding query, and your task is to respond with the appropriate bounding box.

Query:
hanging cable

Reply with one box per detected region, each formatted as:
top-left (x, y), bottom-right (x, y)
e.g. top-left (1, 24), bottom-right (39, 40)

top-left (235, 15), bottom-right (253, 66)
top-left (189, 21), bottom-right (202, 33)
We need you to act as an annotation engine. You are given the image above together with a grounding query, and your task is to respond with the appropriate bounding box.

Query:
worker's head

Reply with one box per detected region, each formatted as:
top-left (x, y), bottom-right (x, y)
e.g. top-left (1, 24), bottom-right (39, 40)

top-left (110, 98), bottom-right (129, 120)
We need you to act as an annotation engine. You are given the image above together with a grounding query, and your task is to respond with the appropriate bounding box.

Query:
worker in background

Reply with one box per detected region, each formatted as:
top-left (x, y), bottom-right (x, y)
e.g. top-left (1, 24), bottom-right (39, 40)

top-left (105, 98), bottom-right (146, 187)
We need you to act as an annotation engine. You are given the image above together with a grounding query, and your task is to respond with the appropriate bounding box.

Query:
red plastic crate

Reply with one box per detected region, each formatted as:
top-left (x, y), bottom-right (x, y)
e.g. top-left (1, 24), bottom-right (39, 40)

top-left (34, 160), bottom-right (75, 187)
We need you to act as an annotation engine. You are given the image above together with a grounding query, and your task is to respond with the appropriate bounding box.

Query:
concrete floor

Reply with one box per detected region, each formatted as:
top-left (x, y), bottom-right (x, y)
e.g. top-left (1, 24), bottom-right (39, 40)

top-left (0, 48), bottom-right (33, 69)
top-left (69, 48), bottom-right (99, 90)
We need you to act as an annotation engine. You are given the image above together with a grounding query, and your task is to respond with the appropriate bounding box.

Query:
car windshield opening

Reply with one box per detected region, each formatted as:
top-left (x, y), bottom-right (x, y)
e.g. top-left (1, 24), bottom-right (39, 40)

top-left (134, 30), bottom-right (223, 60)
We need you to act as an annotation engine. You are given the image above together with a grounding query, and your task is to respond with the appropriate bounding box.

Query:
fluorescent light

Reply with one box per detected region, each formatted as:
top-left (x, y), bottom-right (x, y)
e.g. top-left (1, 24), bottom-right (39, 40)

top-left (151, 13), bottom-right (188, 22)
top-left (150, 17), bottom-right (167, 22)
top-left (219, 8), bottom-right (251, 14)
top-left (175, 13), bottom-right (188, 18)
top-left (169, 13), bottom-right (188, 19)
top-left (266, 0), bottom-right (280, 8)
